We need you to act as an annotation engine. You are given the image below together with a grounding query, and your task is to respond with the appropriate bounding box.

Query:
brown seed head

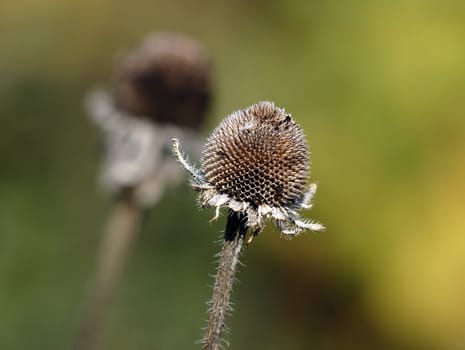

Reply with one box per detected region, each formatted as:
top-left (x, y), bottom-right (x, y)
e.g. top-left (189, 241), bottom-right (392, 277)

top-left (112, 32), bottom-right (212, 129)
top-left (201, 101), bottom-right (310, 209)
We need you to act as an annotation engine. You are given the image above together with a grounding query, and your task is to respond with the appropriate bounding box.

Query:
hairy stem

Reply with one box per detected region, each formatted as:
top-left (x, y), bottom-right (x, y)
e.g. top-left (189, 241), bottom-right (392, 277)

top-left (203, 210), bottom-right (247, 350)
top-left (75, 191), bottom-right (142, 350)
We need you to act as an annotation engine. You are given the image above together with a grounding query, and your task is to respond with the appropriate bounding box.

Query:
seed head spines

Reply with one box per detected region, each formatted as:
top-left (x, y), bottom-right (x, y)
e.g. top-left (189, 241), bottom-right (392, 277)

top-left (202, 101), bottom-right (309, 209)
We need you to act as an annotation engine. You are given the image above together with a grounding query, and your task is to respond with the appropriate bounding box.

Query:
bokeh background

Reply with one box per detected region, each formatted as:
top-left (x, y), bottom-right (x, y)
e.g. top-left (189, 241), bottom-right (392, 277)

top-left (1, 0), bottom-right (465, 349)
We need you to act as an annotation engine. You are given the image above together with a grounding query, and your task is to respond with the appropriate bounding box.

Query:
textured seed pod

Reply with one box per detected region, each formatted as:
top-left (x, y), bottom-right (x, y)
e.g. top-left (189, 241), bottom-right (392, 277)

top-left (201, 101), bottom-right (309, 209)
top-left (112, 32), bottom-right (212, 129)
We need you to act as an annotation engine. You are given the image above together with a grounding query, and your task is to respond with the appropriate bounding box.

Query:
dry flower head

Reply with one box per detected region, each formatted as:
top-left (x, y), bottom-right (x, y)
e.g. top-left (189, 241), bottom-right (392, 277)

top-left (87, 32), bottom-right (211, 206)
top-left (173, 101), bottom-right (324, 241)
top-left (112, 32), bottom-right (211, 129)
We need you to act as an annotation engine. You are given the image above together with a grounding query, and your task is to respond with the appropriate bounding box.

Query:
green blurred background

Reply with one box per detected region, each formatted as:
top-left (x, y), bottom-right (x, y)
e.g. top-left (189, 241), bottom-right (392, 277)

top-left (1, 0), bottom-right (465, 349)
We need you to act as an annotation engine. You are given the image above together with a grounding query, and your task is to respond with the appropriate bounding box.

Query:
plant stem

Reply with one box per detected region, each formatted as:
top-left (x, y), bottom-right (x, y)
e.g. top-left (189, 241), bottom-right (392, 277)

top-left (203, 210), bottom-right (247, 350)
top-left (75, 191), bottom-right (142, 350)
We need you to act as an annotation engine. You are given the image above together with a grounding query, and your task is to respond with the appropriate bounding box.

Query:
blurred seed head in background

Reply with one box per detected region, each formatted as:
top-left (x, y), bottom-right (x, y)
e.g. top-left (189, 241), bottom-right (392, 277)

top-left (112, 32), bottom-right (212, 129)
top-left (87, 32), bottom-right (213, 206)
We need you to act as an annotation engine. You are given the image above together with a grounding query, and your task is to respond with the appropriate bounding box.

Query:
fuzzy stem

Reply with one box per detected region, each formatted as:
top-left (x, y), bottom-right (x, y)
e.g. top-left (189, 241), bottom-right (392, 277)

top-left (75, 191), bottom-right (142, 350)
top-left (203, 210), bottom-right (247, 350)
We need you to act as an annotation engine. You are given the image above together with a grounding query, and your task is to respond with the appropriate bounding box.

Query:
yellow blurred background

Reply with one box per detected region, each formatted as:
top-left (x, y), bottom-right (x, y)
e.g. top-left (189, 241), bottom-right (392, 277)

top-left (1, 0), bottom-right (465, 349)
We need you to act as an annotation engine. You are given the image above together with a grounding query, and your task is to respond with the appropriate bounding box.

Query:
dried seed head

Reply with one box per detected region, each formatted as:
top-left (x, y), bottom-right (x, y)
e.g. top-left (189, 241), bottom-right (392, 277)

top-left (202, 101), bottom-right (309, 209)
top-left (172, 101), bottom-right (324, 237)
top-left (112, 32), bottom-right (212, 129)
